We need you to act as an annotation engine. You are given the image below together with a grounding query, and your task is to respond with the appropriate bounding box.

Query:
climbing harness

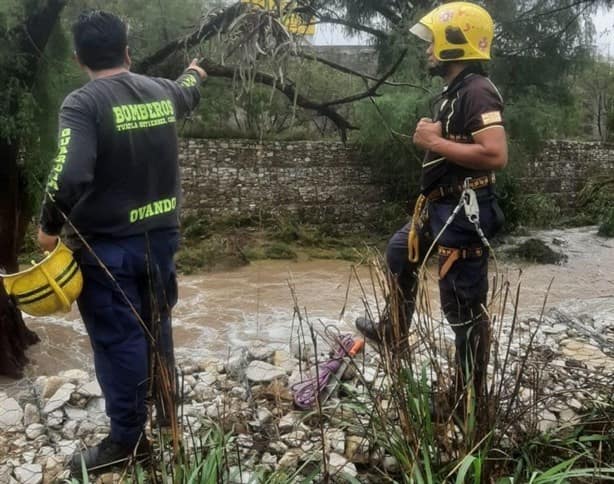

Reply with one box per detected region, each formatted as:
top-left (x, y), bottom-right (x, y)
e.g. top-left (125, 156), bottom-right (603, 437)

top-left (408, 194), bottom-right (427, 263)
top-left (416, 177), bottom-right (494, 279)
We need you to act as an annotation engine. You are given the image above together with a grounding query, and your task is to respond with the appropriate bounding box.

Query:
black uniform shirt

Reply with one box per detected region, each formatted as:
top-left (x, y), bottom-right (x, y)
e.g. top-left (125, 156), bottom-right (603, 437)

top-left (40, 69), bottom-right (202, 240)
top-left (421, 68), bottom-right (504, 194)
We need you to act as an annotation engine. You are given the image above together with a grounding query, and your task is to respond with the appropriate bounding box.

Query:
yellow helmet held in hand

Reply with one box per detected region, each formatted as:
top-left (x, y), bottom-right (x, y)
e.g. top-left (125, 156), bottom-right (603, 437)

top-left (1, 240), bottom-right (83, 317)
top-left (410, 2), bottom-right (494, 62)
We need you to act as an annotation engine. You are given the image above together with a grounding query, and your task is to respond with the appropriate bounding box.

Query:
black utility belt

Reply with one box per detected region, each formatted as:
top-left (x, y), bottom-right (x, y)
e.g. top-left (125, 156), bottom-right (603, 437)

top-left (426, 173), bottom-right (496, 202)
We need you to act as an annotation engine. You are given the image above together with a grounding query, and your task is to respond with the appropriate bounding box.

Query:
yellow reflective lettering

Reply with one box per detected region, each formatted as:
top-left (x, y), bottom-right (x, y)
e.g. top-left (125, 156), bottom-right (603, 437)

top-left (113, 107), bottom-right (125, 124)
top-left (138, 104), bottom-right (149, 120)
top-left (129, 104), bottom-right (140, 121)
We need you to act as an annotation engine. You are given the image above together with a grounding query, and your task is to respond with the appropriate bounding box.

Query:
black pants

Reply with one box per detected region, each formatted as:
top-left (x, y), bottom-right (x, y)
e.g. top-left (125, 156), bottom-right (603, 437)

top-left (386, 194), bottom-right (503, 395)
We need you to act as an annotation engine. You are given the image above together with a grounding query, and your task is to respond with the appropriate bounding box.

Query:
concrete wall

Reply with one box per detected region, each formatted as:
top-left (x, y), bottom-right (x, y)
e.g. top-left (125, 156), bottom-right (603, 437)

top-left (179, 139), bottom-right (386, 229)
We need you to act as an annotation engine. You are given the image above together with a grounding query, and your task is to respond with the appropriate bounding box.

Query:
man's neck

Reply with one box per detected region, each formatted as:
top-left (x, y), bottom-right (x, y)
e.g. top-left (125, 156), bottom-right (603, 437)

top-left (88, 66), bottom-right (129, 80)
top-left (443, 63), bottom-right (466, 85)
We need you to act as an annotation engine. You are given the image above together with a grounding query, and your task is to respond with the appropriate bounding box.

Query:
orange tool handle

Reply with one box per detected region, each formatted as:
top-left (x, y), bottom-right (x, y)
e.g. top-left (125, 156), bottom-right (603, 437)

top-left (348, 338), bottom-right (365, 357)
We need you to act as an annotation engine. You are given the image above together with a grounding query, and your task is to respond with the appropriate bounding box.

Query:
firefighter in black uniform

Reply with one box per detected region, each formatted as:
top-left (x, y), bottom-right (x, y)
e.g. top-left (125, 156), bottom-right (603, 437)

top-left (356, 2), bottom-right (507, 407)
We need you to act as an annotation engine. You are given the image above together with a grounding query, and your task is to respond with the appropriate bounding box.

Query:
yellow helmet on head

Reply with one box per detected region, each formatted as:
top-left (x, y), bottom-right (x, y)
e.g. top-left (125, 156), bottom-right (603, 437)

top-left (1, 240), bottom-right (83, 317)
top-left (410, 2), bottom-right (494, 62)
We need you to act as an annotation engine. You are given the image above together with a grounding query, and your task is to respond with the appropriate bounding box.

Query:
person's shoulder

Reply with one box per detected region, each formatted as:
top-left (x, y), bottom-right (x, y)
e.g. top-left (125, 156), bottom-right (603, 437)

top-left (61, 84), bottom-right (97, 112)
top-left (462, 74), bottom-right (503, 101)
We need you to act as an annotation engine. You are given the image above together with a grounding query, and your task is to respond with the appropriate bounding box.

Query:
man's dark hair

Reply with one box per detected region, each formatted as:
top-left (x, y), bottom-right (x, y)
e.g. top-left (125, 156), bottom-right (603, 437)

top-left (72, 10), bottom-right (127, 70)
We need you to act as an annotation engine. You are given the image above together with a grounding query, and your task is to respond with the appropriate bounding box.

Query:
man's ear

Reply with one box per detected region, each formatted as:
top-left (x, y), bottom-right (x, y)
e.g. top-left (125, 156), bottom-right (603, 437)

top-left (74, 51), bottom-right (84, 69)
top-left (124, 46), bottom-right (131, 69)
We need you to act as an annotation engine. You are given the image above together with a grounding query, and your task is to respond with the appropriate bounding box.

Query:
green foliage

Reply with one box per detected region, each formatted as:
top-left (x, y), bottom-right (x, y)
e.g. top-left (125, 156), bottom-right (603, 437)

top-left (352, 91), bottom-right (426, 200)
top-left (517, 193), bottom-right (562, 228)
top-left (510, 238), bottom-right (568, 264)
top-left (598, 208), bottom-right (614, 237)
top-left (504, 89), bottom-right (584, 154)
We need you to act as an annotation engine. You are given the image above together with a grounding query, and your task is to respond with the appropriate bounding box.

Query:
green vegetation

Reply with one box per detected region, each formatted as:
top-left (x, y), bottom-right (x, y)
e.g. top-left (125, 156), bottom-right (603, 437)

top-left (509, 238), bottom-right (568, 264)
top-left (175, 212), bottom-right (384, 273)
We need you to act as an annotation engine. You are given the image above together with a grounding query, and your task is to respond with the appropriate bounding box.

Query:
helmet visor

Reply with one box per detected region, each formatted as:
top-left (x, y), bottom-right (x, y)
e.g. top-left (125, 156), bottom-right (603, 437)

top-left (409, 22), bottom-right (433, 43)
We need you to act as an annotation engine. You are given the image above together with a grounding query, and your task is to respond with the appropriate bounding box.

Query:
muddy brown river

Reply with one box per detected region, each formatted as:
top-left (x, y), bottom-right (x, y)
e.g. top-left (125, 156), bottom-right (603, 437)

top-left (1, 226), bottom-right (612, 391)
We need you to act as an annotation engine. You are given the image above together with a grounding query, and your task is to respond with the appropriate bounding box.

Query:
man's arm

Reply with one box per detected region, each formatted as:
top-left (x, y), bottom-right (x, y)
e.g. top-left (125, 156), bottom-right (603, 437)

top-left (413, 120), bottom-right (508, 170)
top-left (38, 94), bottom-right (97, 251)
top-left (162, 59), bottom-right (206, 120)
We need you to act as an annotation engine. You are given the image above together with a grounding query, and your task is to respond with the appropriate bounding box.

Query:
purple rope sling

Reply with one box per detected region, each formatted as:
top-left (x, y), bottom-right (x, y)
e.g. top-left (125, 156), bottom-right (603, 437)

top-left (291, 333), bottom-right (356, 410)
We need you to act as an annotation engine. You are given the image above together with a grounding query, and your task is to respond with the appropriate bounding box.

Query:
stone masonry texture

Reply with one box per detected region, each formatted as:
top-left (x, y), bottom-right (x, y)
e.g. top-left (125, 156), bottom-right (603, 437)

top-left (179, 139), bottom-right (386, 230)
top-left (524, 140), bottom-right (614, 209)
top-left (179, 139), bottom-right (614, 228)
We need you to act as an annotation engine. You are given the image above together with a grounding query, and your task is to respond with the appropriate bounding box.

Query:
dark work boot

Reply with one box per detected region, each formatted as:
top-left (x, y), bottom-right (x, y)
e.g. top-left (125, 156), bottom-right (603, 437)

top-left (70, 435), bottom-right (151, 477)
top-left (355, 316), bottom-right (388, 343)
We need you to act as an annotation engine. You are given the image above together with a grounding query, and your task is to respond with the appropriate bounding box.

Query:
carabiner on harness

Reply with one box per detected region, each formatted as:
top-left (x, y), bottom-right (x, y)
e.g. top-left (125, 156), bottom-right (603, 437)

top-left (462, 178), bottom-right (490, 248)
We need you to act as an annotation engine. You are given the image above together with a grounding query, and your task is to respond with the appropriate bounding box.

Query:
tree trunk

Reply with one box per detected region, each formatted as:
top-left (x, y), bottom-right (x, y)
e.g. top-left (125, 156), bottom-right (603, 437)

top-left (0, 139), bottom-right (40, 378)
top-left (0, 0), bottom-right (67, 378)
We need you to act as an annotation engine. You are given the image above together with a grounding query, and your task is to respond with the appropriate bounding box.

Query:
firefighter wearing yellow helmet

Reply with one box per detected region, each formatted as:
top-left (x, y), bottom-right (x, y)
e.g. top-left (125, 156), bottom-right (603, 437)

top-left (356, 2), bottom-right (507, 416)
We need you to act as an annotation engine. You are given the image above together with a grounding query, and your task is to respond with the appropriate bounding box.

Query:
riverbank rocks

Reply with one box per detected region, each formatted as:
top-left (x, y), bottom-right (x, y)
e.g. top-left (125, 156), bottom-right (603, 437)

top-left (0, 290), bottom-right (612, 483)
top-left (0, 396), bottom-right (23, 430)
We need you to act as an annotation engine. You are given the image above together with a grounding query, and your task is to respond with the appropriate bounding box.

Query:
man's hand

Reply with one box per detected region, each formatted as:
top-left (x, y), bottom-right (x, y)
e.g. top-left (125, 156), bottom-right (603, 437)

top-left (413, 118), bottom-right (443, 151)
top-left (187, 58), bottom-right (207, 81)
top-left (38, 228), bottom-right (58, 253)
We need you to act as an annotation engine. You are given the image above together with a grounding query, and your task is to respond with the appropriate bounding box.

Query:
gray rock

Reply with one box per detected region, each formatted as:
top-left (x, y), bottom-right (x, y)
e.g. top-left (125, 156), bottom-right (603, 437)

top-left (278, 412), bottom-right (302, 433)
top-left (0, 465), bottom-right (12, 484)
top-left (0, 398), bottom-right (23, 429)
top-left (194, 371), bottom-right (217, 387)
top-left (192, 382), bottom-right (216, 401)
top-left (248, 343), bottom-right (275, 361)
top-left (383, 455), bottom-right (400, 473)
top-left (25, 424), bottom-right (45, 440)
top-left (268, 441), bottom-right (288, 455)
top-left (273, 350), bottom-right (298, 374)
top-left (228, 466), bottom-right (254, 484)
top-left (64, 407), bottom-right (88, 421)
top-left (62, 420), bottom-right (78, 440)
top-left (41, 377), bottom-right (67, 400)
top-left (325, 429), bottom-right (345, 454)
top-left (261, 452), bottom-right (277, 466)
top-left (76, 421), bottom-right (97, 439)
top-left (245, 361), bottom-right (286, 383)
top-left (59, 369), bottom-right (89, 385)
top-left (85, 398), bottom-right (108, 426)
top-left (328, 453), bottom-right (357, 478)
top-left (46, 410), bottom-right (64, 430)
top-left (43, 383), bottom-right (75, 415)
top-left (23, 405), bottom-right (40, 427)
top-left (77, 380), bottom-right (102, 398)
top-left (14, 463), bottom-right (42, 484)
top-left (282, 430), bottom-right (306, 447)
top-left (55, 440), bottom-right (77, 458)
top-left (224, 348), bottom-right (249, 376)
top-left (254, 407), bottom-right (273, 427)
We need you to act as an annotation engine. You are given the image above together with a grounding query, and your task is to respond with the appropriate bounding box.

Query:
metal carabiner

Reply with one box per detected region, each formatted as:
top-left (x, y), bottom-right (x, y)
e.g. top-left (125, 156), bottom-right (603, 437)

top-left (463, 187), bottom-right (480, 226)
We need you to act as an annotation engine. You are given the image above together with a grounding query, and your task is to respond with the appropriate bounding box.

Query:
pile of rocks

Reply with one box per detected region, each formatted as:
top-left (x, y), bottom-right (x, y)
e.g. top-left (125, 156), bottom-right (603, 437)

top-left (0, 302), bottom-right (612, 483)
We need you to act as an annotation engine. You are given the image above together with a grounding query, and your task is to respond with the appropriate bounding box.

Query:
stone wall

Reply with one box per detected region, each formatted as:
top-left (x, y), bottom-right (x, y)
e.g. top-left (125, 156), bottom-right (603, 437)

top-left (523, 140), bottom-right (614, 208)
top-left (179, 139), bottom-right (385, 229)
top-left (179, 139), bottom-right (614, 227)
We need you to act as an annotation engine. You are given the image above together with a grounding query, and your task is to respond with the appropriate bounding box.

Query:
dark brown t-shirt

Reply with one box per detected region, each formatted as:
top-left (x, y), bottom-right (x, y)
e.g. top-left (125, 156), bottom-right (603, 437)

top-left (421, 69), bottom-right (504, 194)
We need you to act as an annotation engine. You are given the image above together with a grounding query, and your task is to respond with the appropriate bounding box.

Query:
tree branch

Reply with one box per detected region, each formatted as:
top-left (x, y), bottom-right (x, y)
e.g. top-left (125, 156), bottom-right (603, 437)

top-left (313, 15), bottom-right (389, 40)
top-left (200, 59), bottom-right (357, 141)
top-left (135, 2), bottom-right (244, 74)
top-left (319, 49), bottom-right (408, 108)
top-left (295, 50), bottom-right (429, 91)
